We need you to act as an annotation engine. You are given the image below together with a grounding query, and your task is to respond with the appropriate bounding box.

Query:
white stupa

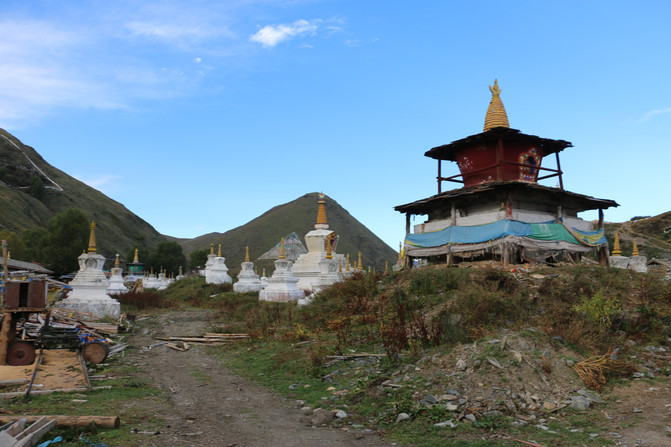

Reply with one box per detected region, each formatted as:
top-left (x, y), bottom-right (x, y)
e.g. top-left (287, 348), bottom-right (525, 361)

top-left (176, 265), bottom-right (185, 281)
top-left (56, 222), bottom-right (120, 319)
top-left (292, 194), bottom-right (346, 293)
top-left (233, 246), bottom-right (265, 293)
top-left (259, 238), bottom-right (305, 302)
top-left (206, 244), bottom-right (232, 284)
top-left (107, 253), bottom-right (128, 294)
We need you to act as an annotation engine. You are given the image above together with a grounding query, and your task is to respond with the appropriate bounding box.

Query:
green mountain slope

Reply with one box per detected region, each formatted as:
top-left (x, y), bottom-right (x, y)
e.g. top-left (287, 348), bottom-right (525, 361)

top-left (604, 211), bottom-right (671, 261)
top-left (172, 193), bottom-right (398, 275)
top-left (0, 129), bottom-right (166, 259)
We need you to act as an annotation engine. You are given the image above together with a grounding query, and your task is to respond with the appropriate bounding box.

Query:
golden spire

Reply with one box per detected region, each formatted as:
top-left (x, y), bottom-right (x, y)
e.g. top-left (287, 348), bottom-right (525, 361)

top-left (346, 253), bottom-right (350, 271)
top-left (398, 242), bottom-right (402, 261)
top-left (612, 232), bottom-right (622, 256)
top-left (338, 259), bottom-right (342, 272)
top-left (357, 252), bottom-right (362, 270)
top-left (7, 251), bottom-right (10, 260)
top-left (133, 248), bottom-right (139, 263)
top-left (326, 233), bottom-right (333, 259)
top-left (179, 265), bottom-right (183, 276)
top-left (115, 253), bottom-right (120, 268)
top-left (484, 79), bottom-right (510, 131)
top-left (632, 238), bottom-right (639, 256)
top-left (217, 244), bottom-right (222, 257)
top-left (87, 221), bottom-right (97, 253)
top-left (245, 246), bottom-right (250, 262)
top-left (316, 193), bottom-right (328, 229)
top-left (385, 261), bottom-right (389, 274)
top-left (210, 243), bottom-right (214, 255)
top-left (279, 238), bottom-right (286, 259)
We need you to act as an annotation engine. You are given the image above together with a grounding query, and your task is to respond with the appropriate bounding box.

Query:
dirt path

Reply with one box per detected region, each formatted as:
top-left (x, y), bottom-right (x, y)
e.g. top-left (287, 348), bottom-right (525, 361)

top-left (127, 309), bottom-right (396, 447)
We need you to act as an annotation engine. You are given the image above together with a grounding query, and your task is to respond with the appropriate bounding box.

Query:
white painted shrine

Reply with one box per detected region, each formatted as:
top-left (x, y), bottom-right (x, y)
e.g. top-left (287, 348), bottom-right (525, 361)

top-left (56, 222), bottom-right (120, 319)
top-left (205, 244), bottom-right (232, 285)
top-left (106, 253), bottom-right (128, 294)
top-left (259, 238), bottom-right (305, 302)
top-left (233, 247), bottom-right (265, 293)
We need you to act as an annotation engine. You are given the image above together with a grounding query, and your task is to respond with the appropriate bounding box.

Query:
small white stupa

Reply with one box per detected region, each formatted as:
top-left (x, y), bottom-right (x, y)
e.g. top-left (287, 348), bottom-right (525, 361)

top-left (292, 193), bottom-right (346, 293)
top-left (56, 222), bottom-right (120, 319)
top-left (259, 238), bottom-right (305, 302)
top-left (176, 265), bottom-right (185, 281)
top-left (206, 244), bottom-right (232, 284)
top-left (234, 246), bottom-right (264, 293)
top-left (107, 253), bottom-right (128, 294)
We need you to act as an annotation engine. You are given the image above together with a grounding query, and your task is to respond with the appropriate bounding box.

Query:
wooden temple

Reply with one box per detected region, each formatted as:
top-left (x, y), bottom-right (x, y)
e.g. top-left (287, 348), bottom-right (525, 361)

top-left (395, 80), bottom-right (618, 266)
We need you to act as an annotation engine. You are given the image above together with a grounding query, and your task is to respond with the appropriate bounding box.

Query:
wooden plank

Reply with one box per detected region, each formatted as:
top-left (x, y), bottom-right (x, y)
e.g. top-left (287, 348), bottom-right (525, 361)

top-left (0, 415), bottom-right (120, 429)
top-left (0, 312), bottom-right (14, 366)
top-left (0, 386), bottom-right (111, 399)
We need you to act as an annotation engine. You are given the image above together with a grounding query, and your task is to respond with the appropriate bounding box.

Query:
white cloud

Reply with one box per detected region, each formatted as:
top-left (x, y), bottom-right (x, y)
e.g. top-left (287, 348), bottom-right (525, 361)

top-left (250, 19), bottom-right (320, 48)
top-left (194, 57), bottom-right (202, 63)
top-left (637, 107), bottom-right (671, 122)
top-left (73, 174), bottom-right (123, 189)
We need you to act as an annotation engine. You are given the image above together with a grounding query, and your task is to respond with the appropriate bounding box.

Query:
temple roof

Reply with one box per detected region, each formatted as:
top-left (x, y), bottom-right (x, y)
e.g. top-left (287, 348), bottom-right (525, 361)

top-left (395, 181), bottom-right (618, 215)
top-left (424, 127), bottom-right (572, 162)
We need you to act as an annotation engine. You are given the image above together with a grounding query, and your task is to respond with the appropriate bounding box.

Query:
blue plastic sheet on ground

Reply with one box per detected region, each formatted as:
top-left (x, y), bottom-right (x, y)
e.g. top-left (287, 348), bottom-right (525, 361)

top-left (37, 436), bottom-right (63, 447)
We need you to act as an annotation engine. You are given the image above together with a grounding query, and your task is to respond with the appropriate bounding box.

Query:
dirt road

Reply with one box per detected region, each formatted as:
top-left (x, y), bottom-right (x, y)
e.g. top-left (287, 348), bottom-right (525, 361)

top-left (127, 310), bottom-right (396, 447)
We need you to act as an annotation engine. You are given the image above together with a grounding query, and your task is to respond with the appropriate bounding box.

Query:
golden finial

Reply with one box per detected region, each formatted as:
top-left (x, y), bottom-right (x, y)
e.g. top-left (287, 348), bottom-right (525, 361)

top-left (346, 253), bottom-right (350, 271)
top-left (7, 251), bottom-right (10, 260)
top-left (279, 238), bottom-right (286, 259)
top-left (385, 261), bottom-right (389, 274)
top-left (133, 248), bottom-right (139, 263)
top-left (151, 267), bottom-right (154, 274)
top-left (245, 246), bottom-right (250, 262)
top-left (326, 233), bottom-right (333, 259)
top-left (484, 79), bottom-right (510, 131)
top-left (612, 232), bottom-right (622, 256)
top-left (262, 268), bottom-right (266, 277)
top-left (398, 242), bottom-right (402, 261)
top-left (316, 193), bottom-right (328, 229)
top-left (357, 252), bottom-right (362, 270)
top-left (179, 266), bottom-right (183, 276)
top-left (87, 221), bottom-right (97, 253)
top-left (115, 253), bottom-right (120, 268)
top-left (632, 238), bottom-right (639, 256)
top-left (339, 259), bottom-right (342, 272)
top-left (210, 243), bottom-right (214, 255)
top-left (218, 244), bottom-right (222, 257)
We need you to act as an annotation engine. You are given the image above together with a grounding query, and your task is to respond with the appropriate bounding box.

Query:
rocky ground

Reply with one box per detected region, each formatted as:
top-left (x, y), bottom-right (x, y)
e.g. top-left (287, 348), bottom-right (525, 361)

top-left (120, 309), bottom-right (671, 446)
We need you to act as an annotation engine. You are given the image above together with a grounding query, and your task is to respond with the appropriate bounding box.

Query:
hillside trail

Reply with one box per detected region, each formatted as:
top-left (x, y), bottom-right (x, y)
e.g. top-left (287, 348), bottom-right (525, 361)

top-left (126, 309), bottom-right (396, 447)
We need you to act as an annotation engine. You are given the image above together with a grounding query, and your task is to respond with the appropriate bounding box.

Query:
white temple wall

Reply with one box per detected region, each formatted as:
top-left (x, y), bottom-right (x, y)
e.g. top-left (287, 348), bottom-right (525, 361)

top-left (413, 201), bottom-right (595, 234)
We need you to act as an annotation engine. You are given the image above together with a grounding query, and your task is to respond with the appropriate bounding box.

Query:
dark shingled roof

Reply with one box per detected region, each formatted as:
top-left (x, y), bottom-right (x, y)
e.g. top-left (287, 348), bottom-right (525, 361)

top-left (424, 127), bottom-right (572, 161)
top-left (394, 181), bottom-right (619, 215)
top-left (0, 258), bottom-right (53, 274)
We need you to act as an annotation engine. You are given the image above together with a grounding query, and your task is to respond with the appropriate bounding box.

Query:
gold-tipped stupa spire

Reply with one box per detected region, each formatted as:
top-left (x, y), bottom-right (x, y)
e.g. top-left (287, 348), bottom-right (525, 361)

top-left (115, 253), bottom-right (120, 268)
top-left (612, 233), bottom-right (622, 256)
top-left (346, 253), bottom-right (350, 271)
top-left (210, 244), bottom-right (214, 255)
top-left (316, 193), bottom-right (328, 229)
top-left (217, 244), bottom-right (222, 257)
top-left (484, 79), bottom-right (510, 131)
top-left (133, 248), bottom-right (139, 263)
top-left (87, 222), bottom-right (97, 253)
top-left (245, 246), bottom-right (250, 262)
top-left (357, 252), bottom-right (362, 270)
top-left (279, 238), bottom-right (286, 259)
top-left (632, 238), bottom-right (639, 257)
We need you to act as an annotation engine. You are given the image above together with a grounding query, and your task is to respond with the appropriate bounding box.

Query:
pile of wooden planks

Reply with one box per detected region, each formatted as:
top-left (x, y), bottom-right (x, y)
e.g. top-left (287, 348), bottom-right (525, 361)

top-left (154, 333), bottom-right (249, 348)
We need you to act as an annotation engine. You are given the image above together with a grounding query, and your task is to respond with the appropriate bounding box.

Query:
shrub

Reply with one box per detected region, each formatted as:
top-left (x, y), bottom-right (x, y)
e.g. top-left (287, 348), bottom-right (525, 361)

top-left (573, 291), bottom-right (621, 325)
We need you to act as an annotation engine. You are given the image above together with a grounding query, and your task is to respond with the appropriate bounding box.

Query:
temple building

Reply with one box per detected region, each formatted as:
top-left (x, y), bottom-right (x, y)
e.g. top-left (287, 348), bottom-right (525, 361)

top-left (292, 194), bottom-right (347, 292)
top-left (205, 244), bottom-right (232, 285)
top-left (55, 222), bottom-right (120, 319)
top-left (395, 80), bottom-right (618, 265)
top-left (233, 247), bottom-right (265, 293)
top-left (259, 238), bottom-right (305, 302)
top-left (107, 253), bottom-right (128, 294)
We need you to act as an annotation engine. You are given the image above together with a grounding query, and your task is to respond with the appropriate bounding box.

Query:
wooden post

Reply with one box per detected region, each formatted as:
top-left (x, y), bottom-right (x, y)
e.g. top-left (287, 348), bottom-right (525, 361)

top-left (438, 160), bottom-right (442, 194)
top-left (1, 239), bottom-right (6, 308)
top-left (0, 312), bottom-right (12, 366)
top-left (555, 152), bottom-right (564, 190)
top-left (597, 208), bottom-right (608, 266)
top-left (405, 213), bottom-right (411, 236)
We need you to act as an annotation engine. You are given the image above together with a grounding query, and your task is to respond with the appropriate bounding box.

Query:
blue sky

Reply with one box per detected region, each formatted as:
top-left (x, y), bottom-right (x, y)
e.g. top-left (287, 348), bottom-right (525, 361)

top-left (1, 0), bottom-right (669, 250)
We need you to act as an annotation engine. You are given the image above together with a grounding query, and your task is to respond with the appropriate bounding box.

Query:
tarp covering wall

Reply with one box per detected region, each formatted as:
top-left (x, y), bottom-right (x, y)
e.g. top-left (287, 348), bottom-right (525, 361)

top-left (405, 219), bottom-right (606, 249)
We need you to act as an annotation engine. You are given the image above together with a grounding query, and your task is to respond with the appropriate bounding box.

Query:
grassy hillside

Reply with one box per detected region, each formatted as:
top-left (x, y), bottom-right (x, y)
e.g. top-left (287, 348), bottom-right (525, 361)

top-left (0, 129), bottom-right (166, 259)
top-left (172, 192), bottom-right (398, 275)
top-left (604, 211), bottom-right (671, 261)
